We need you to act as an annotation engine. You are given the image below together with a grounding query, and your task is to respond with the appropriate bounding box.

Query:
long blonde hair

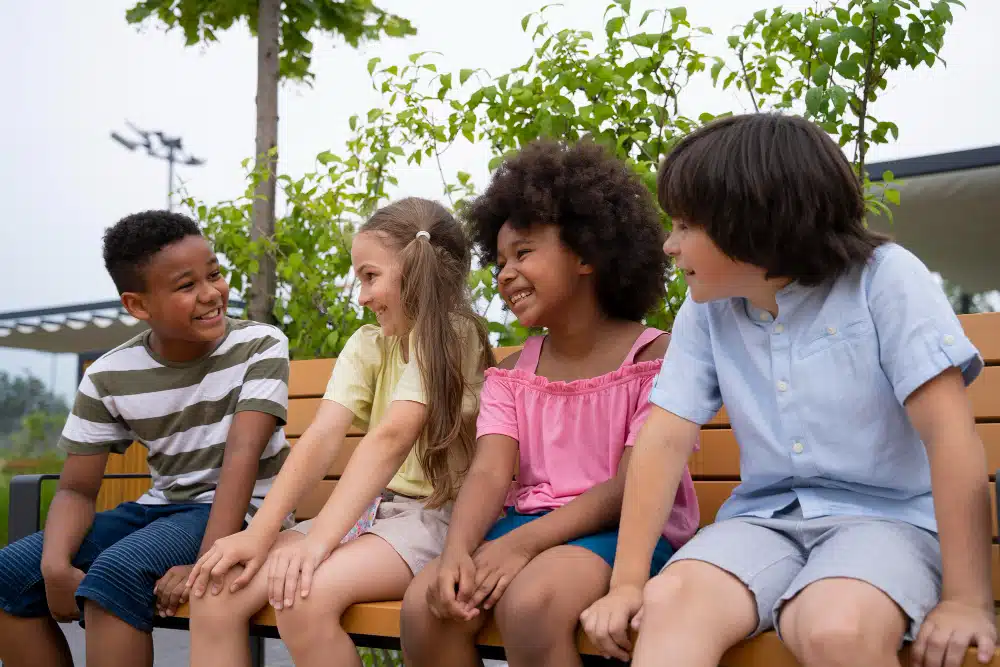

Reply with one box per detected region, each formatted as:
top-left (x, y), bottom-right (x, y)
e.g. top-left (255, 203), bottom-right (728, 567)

top-left (360, 198), bottom-right (495, 508)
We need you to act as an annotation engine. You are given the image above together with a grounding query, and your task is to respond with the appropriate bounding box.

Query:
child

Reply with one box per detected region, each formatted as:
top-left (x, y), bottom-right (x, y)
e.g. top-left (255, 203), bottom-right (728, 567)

top-left (399, 139), bottom-right (700, 667)
top-left (581, 113), bottom-right (997, 667)
top-left (184, 197), bottom-right (494, 667)
top-left (0, 211), bottom-right (290, 667)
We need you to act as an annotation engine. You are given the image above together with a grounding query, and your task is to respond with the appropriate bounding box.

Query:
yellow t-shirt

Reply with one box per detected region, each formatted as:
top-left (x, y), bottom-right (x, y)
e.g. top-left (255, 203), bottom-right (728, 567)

top-left (323, 323), bottom-right (485, 498)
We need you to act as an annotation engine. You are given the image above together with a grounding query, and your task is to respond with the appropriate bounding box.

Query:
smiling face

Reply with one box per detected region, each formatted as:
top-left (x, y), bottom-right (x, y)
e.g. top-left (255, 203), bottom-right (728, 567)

top-left (495, 222), bottom-right (592, 328)
top-left (352, 231), bottom-right (407, 337)
top-left (122, 234), bottom-right (230, 358)
top-left (663, 219), bottom-right (770, 303)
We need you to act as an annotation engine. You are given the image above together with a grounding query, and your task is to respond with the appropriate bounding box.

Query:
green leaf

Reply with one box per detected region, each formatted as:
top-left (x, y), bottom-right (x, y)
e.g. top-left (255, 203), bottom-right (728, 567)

top-left (669, 7), bottom-right (687, 22)
top-left (805, 86), bottom-right (823, 115)
top-left (753, 9), bottom-right (767, 23)
top-left (885, 187), bottom-right (901, 205)
top-left (835, 59), bottom-right (860, 79)
top-left (521, 13), bottom-right (531, 31)
top-left (606, 16), bottom-right (624, 35)
top-left (812, 63), bottom-right (830, 86)
top-left (460, 68), bottom-right (475, 85)
top-left (367, 57), bottom-right (380, 75)
top-left (727, 35), bottom-right (740, 49)
top-left (710, 58), bottom-right (725, 84)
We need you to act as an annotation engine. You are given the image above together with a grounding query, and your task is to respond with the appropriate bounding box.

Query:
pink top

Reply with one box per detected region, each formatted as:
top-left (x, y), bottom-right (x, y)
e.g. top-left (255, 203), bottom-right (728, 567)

top-left (476, 329), bottom-right (700, 549)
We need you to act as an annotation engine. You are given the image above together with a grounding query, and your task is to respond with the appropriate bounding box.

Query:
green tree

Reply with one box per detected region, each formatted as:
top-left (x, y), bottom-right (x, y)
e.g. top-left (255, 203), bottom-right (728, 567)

top-left (186, 0), bottom-right (962, 353)
top-left (125, 1), bottom-right (415, 324)
top-left (0, 371), bottom-right (67, 438)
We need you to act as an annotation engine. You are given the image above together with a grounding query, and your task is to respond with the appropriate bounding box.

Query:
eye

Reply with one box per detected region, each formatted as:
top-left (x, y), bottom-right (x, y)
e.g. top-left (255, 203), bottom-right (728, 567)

top-left (178, 282), bottom-right (195, 291)
top-left (209, 270), bottom-right (222, 280)
top-left (516, 248), bottom-right (530, 259)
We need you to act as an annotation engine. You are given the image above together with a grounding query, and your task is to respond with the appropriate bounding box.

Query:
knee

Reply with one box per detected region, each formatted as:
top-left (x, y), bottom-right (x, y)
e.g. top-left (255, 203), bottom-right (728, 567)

top-left (189, 589), bottom-right (242, 630)
top-left (791, 610), bottom-right (886, 667)
top-left (495, 580), bottom-right (560, 642)
top-left (274, 588), bottom-right (345, 646)
top-left (642, 563), bottom-right (709, 617)
top-left (400, 572), bottom-right (433, 639)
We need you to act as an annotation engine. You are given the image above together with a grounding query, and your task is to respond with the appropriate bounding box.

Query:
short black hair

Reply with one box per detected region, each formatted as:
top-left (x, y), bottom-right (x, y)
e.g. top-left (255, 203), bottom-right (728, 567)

top-left (103, 210), bottom-right (203, 293)
top-left (466, 138), bottom-right (668, 322)
top-left (658, 113), bottom-right (887, 285)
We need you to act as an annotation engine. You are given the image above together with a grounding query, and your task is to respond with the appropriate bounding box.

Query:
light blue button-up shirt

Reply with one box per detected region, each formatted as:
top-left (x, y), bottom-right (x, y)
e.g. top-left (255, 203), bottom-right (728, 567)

top-left (649, 243), bottom-right (983, 533)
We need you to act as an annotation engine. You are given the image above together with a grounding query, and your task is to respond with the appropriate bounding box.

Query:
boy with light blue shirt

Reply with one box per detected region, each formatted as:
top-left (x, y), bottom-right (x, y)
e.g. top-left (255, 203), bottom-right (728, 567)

top-left (581, 113), bottom-right (996, 667)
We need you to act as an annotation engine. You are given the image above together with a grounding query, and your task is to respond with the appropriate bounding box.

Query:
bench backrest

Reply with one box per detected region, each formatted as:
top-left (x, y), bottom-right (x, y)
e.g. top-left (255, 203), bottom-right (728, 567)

top-left (95, 314), bottom-right (1000, 589)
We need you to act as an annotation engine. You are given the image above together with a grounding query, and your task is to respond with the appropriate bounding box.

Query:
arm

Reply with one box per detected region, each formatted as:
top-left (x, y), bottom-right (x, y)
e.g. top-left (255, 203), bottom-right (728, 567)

top-left (303, 398), bottom-right (427, 552)
top-left (244, 400), bottom-right (355, 539)
top-left (39, 452), bottom-right (109, 577)
top-left (196, 411), bottom-right (278, 555)
top-left (907, 368), bottom-right (996, 665)
top-left (610, 407), bottom-right (700, 590)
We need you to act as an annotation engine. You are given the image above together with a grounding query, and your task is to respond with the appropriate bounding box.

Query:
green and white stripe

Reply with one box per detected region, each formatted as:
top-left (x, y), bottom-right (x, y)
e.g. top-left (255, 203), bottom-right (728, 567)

top-left (59, 319), bottom-right (291, 519)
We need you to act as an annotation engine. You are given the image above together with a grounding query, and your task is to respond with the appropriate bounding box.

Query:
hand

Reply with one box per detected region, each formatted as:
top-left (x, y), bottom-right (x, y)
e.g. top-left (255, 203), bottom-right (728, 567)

top-left (912, 599), bottom-right (997, 667)
top-left (579, 584), bottom-right (644, 662)
top-left (267, 536), bottom-right (332, 610)
top-left (43, 565), bottom-right (86, 623)
top-left (154, 565), bottom-right (193, 617)
top-left (468, 535), bottom-right (534, 611)
top-left (186, 529), bottom-right (272, 598)
top-left (428, 549), bottom-right (478, 621)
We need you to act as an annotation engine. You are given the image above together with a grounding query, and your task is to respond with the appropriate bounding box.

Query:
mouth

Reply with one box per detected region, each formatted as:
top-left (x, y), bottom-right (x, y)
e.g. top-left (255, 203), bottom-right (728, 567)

top-left (193, 307), bottom-right (223, 322)
top-left (506, 289), bottom-right (533, 307)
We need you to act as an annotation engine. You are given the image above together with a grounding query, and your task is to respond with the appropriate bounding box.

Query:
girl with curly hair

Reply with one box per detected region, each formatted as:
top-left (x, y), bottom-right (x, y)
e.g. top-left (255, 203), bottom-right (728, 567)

top-left (400, 139), bottom-right (699, 667)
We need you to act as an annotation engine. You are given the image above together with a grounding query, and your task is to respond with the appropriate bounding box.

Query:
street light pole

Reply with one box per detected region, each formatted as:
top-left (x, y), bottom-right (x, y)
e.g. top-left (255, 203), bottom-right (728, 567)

top-left (110, 122), bottom-right (205, 211)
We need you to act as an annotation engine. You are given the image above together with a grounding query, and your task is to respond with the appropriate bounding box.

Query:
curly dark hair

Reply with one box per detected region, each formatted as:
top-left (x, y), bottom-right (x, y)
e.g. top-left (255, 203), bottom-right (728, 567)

top-left (466, 139), bottom-right (668, 321)
top-left (103, 210), bottom-right (203, 294)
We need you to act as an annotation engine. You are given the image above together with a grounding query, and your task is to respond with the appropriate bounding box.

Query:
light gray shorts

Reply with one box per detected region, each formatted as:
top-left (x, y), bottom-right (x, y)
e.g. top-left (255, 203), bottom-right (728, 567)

top-left (292, 493), bottom-right (452, 576)
top-left (665, 504), bottom-right (941, 640)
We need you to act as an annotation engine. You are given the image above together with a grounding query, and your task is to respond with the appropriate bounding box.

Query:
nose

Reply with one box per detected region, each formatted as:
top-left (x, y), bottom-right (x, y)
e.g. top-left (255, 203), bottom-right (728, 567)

top-left (358, 285), bottom-right (372, 307)
top-left (198, 280), bottom-right (220, 303)
top-left (663, 231), bottom-right (680, 257)
top-left (497, 262), bottom-right (517, 286)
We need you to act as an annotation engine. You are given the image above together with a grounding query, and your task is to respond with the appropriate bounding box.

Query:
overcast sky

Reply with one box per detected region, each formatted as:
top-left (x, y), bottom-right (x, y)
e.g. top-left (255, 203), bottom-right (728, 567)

top-left (3, 0), bottom-right (999, 402)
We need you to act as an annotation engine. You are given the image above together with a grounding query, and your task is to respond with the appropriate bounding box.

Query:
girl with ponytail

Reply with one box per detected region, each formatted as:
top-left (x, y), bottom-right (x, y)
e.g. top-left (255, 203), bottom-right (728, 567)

top-left (185, 197), bottom-right (494, 667)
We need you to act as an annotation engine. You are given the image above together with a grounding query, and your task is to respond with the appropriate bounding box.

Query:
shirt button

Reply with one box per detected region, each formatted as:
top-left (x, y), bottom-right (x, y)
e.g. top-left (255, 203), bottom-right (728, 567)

top-left (826, 326), bottom-right (837, 335)
top-left (774, 324), bottom-right (784, 333)
top-left (777, 381), bottom-right (788, 392)
top-left (792, 442), bottom-right (804, 454)
top-left (943, 334), bottom-right (955, 346)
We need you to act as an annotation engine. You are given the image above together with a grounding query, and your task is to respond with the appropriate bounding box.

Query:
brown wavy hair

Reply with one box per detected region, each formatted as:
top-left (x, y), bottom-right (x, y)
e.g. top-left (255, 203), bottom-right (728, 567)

top-left (359, 198), bottom-right (496, 508)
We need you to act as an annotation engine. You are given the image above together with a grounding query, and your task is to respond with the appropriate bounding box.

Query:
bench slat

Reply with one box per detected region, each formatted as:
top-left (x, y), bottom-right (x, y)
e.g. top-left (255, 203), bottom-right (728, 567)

top-left (963, 313), bottom-right (1000, 366)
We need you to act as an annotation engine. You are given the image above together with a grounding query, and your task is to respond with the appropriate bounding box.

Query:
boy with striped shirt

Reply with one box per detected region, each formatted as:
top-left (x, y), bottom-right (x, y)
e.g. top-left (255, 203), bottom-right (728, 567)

top-left (0, 211), bottom-right (290, 667)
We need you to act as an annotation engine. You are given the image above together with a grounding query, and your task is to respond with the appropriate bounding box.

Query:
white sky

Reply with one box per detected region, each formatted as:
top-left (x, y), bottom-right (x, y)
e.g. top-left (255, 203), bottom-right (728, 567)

top-left (3, 0), bottom-right (999, 402)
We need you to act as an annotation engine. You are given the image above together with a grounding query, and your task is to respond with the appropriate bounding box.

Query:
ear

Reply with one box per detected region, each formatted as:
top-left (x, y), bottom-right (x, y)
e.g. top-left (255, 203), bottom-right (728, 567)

top-left (121, 292), bottom-right (152, 322)
top-left (577, 258), bottom-right (595, 276)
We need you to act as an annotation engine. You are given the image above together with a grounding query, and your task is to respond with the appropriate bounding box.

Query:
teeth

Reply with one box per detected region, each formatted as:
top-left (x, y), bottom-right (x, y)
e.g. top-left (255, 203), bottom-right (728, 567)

top-left (197, 308), bottom-right (221, 320)
top-left (510, 290), bottom-right (532, 305)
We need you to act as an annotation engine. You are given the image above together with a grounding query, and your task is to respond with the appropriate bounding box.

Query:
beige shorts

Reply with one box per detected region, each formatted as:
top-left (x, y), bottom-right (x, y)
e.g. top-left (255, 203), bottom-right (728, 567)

top-left (291, 493), bottom-right (452, 575)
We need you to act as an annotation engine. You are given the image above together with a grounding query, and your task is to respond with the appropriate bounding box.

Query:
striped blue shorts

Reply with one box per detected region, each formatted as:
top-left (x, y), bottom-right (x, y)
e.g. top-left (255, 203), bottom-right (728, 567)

top-left (0, 501), bottom-right (210, 632)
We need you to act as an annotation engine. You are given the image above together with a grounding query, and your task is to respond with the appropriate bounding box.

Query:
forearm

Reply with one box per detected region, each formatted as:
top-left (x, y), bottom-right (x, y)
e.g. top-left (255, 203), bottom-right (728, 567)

top-left (40, 490), bottom-right (96, 574)
top-left (611, 431), bottom-right (693, 589)
top-left (506, 477), bottom-right (625, 557)
top-left (198, 453), bottom-right (262, 556)
top-left (306, 432), bottom-right (410, 550)
top-left (930, 433), bottom-right (993, 607)
top-left (247, 432), bottom-right (340, 537)
top-left (444, 469), bottom-right (512, 555)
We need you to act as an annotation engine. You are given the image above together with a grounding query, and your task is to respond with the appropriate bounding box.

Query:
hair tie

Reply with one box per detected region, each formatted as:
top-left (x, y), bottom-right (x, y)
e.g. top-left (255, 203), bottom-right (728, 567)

top-left (415, 230), bottom-right (431, 241)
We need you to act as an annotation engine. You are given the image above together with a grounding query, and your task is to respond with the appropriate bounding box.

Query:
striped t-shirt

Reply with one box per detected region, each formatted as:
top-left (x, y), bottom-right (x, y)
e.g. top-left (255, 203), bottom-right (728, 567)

top-left (59, 318), bottom-right (291, 519)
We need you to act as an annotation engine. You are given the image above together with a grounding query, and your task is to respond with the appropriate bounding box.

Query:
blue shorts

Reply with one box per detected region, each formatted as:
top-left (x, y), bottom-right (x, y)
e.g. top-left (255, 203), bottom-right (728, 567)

top-left (0, 501), bottom-right (210, 632)
top-left (485, 509), bottom-right (675, 576)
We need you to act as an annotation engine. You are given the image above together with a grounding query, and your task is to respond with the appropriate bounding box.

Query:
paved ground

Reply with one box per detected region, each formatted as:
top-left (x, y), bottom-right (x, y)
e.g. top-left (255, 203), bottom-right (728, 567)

top-left (59, 623), bottom-right (507, 666)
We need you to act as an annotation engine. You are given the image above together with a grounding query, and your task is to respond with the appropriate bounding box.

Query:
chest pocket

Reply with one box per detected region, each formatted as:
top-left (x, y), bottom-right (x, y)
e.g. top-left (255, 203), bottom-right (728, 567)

top-left (797, 317), bottom-right (874, 360)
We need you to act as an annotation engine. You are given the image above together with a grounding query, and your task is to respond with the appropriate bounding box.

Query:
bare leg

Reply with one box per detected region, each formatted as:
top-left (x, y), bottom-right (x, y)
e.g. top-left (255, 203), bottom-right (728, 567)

top-left (400, 557), bottom-right (487, 667)
top-left (493, 546), bottom-right (611, 667)
top-left (631, 560), bottom-right (758, 667)
top-left (275, 534), bottom-right (414, 667)
top-left (83, 601), bottom-right (154, 667)
top-left (779, 577), bottom-right (906, 667)
top-left (189, 530), bottom-right (303, 667)
top-left (0, 610), bottom-right (74, 667)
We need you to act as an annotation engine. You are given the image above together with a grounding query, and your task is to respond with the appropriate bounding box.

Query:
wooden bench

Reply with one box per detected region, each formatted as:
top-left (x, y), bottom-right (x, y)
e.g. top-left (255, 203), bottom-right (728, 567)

top-left (9, 312), bottom-right (1000, 666)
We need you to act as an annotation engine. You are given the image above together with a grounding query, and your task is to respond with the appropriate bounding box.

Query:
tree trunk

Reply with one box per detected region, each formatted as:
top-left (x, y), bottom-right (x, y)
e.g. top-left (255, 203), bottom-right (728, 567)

top-left (249, 0), bottom-right (280, 324)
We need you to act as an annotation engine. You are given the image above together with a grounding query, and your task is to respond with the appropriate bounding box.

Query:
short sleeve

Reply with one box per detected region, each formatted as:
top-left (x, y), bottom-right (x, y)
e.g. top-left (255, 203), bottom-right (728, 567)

top-left (867, 244), bottom-right (983, 405)
top-left (476, 371), bottom-right (519, 441)
top-left (58, 372), bottom-right (134, 456)
top-left (625, 372), bottom-right (657, 447)
top-left (323, 326), bottom-right (382, 427)
top-left (392, 357), bottom-right (427, 405)
top-left (648, 296), bottom-right (722, 424)
top-left (236, 330), bottom-right (290, 424)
